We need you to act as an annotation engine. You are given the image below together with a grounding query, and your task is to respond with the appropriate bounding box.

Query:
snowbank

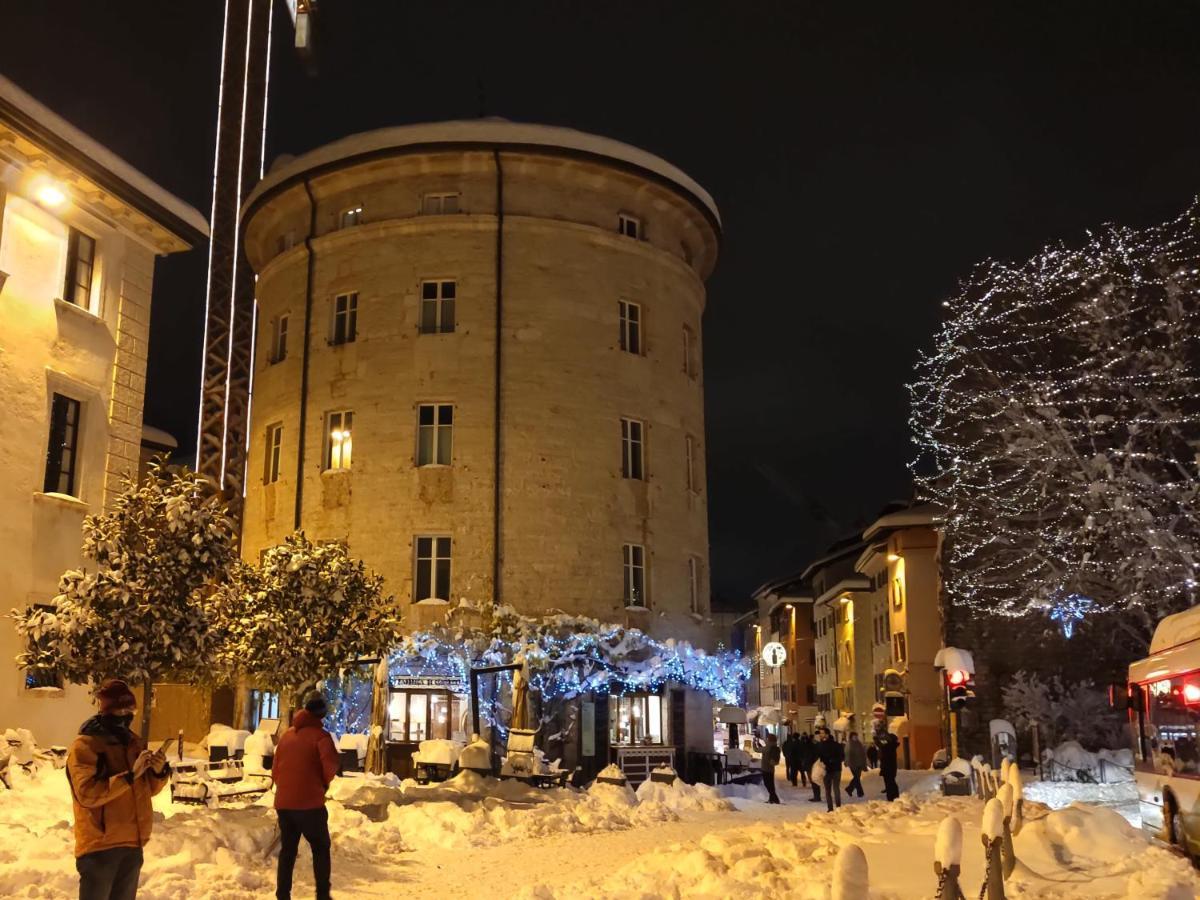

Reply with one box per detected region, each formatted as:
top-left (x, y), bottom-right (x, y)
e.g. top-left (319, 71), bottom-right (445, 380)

top-left (1043, 741), bottom-right (1135, 783)
top-left (634, 777), bottom-right (735, 813)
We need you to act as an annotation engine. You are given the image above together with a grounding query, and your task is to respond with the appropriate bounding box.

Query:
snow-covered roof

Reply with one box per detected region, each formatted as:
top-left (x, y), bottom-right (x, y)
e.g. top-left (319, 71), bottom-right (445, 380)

top-left (242, 118), bottom-right (721, 229)
top-left (0, 74), bottom-right (208, 243)
top-left (140, 424), bottom-right (178, 450)
top-left (862, 503), bottom-right (942, 541)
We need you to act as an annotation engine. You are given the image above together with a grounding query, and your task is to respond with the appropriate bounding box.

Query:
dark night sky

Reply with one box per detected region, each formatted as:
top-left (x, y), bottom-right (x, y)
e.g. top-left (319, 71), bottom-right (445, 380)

top-left (5, 3), bottom-right (1200, 605)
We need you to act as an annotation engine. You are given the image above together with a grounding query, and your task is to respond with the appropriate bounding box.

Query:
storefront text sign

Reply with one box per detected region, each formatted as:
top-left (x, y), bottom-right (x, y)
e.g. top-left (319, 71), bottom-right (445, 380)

top-left (390, 674), bottom-right (467, 693)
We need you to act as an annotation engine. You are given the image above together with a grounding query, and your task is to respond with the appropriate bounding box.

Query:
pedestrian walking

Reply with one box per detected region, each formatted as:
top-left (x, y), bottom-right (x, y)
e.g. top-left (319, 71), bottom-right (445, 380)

top-left (875, 722), bottom-right (900, 801)
top-left (783, 733), bottom-right (800, 787)
top-left (67, 678), bottom-right (171, 900)
top-left (273, 693), bottom-right (340, 900)
top-left (866, 742), bottom-right (878, 770)
top-left (845, 732), bottom-right (867, 798)
top-left (760, 733), bottom-right (782, 804)
top-left (815, 727), bottom-right (844, 811)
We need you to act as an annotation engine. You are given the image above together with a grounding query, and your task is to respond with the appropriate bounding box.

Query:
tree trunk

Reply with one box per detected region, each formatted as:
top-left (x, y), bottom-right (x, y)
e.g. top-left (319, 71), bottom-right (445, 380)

top-left (140, 678), bottom-right (154, 742)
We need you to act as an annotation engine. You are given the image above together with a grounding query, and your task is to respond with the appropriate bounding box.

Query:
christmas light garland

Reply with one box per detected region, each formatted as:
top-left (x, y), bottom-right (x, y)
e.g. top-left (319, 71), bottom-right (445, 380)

top-left (909, 203), bottom-right (1200, 635)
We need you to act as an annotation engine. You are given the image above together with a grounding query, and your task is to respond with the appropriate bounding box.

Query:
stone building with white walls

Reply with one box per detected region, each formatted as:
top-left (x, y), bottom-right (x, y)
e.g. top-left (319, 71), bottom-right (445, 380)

top-left (239, 120), bottom-right (723, 778)
top-left (0, 75), bottom-right (207, 745)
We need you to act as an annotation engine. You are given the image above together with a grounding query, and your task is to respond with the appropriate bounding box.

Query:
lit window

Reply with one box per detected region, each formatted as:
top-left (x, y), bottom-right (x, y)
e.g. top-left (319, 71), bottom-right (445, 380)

top-left (420, 280), bottom-right (456, 334)
top-left (609, 693), bottom-right (667, 745)
top-left (893, 631), bottom-right (907, 663)
top-left (620, 417), bottom-right (645, 480)
top-left (618, 213), bottom-right (642, 239)
top-left (414, 536), bottom-right (451, 602)
top-left (339, 206), bottom-right (363, 229)
top-left (63, 229), bottom-right (96, 309)
top-left (685, 434), bottom-right (698, 493)
top-left (324, 410), bottom-right (353, 470)
top-left (44, 393), bottom-right (82, 496)
top-left (618, 300), bottom-right (641, 354)
top-left (688, 557), bottom-right (701, 613)
top-left (331, 293), bottom-right (358, 345)
top-left (683, 325), bottom-right (699, 378)
top-left (270, 314), bottom-right (289, 363)
top-left (623, 543), bottom-right (646, 607)
top-left (421, 192), bottom-right (460, 215)
top-left (264, 423), bottom-right (283, 484)
top-left (892, 574), bottom-right (905, 611)
top-left (416, 403), bottom-right (453, 466)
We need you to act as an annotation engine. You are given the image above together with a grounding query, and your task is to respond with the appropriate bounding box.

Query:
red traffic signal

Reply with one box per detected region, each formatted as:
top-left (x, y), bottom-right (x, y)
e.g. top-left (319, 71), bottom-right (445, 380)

top-left (946, 669), bottom-right (969, 687)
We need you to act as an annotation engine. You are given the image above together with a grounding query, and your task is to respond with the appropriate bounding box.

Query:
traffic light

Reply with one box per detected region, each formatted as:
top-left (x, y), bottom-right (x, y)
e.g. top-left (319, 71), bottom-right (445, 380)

top-left (946, 669), bottom-right (974, 711)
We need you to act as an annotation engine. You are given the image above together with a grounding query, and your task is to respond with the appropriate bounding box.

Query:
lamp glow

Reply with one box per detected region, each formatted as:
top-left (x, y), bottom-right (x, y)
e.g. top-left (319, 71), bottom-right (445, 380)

top-left (36, 182), bottom-right (66, 207)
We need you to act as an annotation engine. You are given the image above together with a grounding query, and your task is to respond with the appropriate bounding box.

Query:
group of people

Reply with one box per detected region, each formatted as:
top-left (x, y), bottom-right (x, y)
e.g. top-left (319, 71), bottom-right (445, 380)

top-left (759, 721), bottom-right (901, 810)
top-left (67, 678), bottom-right (339, 900)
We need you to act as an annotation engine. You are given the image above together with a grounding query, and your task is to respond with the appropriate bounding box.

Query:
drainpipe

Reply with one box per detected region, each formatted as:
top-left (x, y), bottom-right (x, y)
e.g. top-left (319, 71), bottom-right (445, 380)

top-left (492, 150), bottom-right (504, 604)
top-left (294, 177), bottom-right (317, 530)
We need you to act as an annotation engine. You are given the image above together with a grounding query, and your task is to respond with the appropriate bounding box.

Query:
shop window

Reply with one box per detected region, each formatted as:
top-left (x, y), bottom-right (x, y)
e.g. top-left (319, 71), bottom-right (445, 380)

top-left (264, 423), bottom-right (283, 484)
top-left (44, 393), bottom-right (82, 496)
top-left (620, 417), bottom-right (645, 480)
top-left (619, 300), bottom-right (642, 354)
top-left (416, 403), bottom-right (453, 466)
top-left (609, 693), bottom-right (667, 745)
top-left (324, 410), bottom-right (353, 470)
top-left (618, 213), bottom-right (642, 239)
top-left (331, 292), bottom-right (358, 345)
top-left (387, 689), bottom-right (467, 742)
top-left (623, 542), bottom-right (646, 607)
top-left (249, 690), bottom-right (280, 731)
top-left (339, 206), bottom-right (362, 229)
top-left (63, 228), bottom-right (96, 308)
top-left (420, 280), bottom-right (456, 334)
top-left (414, 535), bottom-right (451, 602)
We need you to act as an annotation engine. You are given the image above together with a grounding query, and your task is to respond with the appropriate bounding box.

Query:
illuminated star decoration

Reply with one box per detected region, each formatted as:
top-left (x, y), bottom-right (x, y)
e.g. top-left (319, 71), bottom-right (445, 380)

top-left (1049, 593), bottom-right (1093, 639)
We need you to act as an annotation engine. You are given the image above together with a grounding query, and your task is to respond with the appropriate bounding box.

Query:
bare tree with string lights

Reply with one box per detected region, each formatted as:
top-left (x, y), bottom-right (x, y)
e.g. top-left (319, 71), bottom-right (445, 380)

top-left (910, 203), bottom-right (1200, 654)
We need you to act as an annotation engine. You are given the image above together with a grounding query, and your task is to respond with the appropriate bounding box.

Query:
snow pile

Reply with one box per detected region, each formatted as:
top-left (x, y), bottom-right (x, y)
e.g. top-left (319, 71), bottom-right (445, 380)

top-left (1022, 779), bottom-right (1140, 826)
top-left (634, 777), bottom-right (735, 813)
top-left (1043, 741), bottom-right (1135, 783)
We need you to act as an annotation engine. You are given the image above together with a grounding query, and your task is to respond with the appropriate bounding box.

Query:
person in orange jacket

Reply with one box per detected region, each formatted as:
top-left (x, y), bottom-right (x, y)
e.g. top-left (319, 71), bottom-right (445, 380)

top-left (67, 678), bottom-right (170, 900)
top-left (273, 693), bottom-right (340, 900)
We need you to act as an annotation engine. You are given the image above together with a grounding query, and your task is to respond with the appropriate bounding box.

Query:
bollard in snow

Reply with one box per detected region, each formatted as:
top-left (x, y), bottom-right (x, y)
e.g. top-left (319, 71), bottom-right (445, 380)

top-left (933, 816), bottom-right (967, 900)
top-left (981, 764), bottom-right (996, 800)
top-left (997, 783), bottom-right (1017, 879)
top-left (1006, 764), bottom-right (1024, 836)
top-left (980, 798), bottom-right (1007, 900)
top-left (832, 843), bottom-right (869, 900)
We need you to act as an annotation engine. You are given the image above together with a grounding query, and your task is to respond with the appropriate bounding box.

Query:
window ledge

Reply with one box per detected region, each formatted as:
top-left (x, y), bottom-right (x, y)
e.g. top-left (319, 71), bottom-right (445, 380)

top-left (25, 686), bottom-right (65, 698)
top-left (321, 468), bottom-right (352, 477)
top-left (416, 597), bottom-right (450, 606)
top-left (33, 491), bottom-right (88, 511)
top-left (53, 296), bottom-right (105, 325)
top-left (625, 605), bottom-right (650, 613)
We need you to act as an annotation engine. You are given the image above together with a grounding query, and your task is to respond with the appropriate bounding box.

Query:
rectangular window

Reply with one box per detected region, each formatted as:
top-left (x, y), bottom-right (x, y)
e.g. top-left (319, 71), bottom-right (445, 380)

top-left (421, 192), bottom-right (460, 215)
top-left (339, 206), bottom-right (363, 229)
top-left (264, 423), bottom-right (283, 484)
top-left (63, 228), bottom-right (96, 308)
top-left (893, 575), bottom-right (905, 610)
top-left (618, 300), bottom-right (642, 354)
top-left (324, 410), bottom-right (353, 470)
top-left (416, 403), bottom-right (454, 466)
top-left (683, 325), bottom-right (698, 378)
top-left (685, 434), bottom-right (697, 493)
top-left (270, 314), bottom-right (289, 363)
top-left (44, 393), bottom-right (82, 496)
top-left (688, 557), bottom-right (701, 613)
top-left (620, 417), bottom-right (645, 480)
top-left (894, 631), bottom-right (907, 664)
top-left (420, 280), bottom-right (456, 334)
top-left (618, 213), bottom-right (642, 239)
top-left (331, 292), bottom-right (358, 345)
top-left (806, 684), bottom-right (815, 704)
top-left (414, 536), bottom-right (452, 602)
top-left (623, 543), bottom-right (646, 607)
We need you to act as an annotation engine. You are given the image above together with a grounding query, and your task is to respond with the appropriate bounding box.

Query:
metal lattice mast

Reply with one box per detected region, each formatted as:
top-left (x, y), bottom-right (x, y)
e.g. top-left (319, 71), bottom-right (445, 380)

top-left (197, 0), bottom-right (274, 516)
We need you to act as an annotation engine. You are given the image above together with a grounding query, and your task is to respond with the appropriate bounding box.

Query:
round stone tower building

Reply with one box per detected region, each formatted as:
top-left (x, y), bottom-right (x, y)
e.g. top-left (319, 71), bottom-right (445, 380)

top-left (240, 120), bottom-right (720, 642)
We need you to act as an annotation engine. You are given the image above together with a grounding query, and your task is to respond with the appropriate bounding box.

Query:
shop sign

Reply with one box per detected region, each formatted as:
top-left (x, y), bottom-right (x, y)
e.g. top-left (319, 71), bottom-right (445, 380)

top-left (761, 642), bottom-right (787, 668)
top-left (390, 674), bottom-right (467, 693)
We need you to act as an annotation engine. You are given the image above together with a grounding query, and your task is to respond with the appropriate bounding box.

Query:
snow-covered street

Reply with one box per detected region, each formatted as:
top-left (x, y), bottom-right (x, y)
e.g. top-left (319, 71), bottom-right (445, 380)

top-left (2, 760), bottom-right (1196, 899)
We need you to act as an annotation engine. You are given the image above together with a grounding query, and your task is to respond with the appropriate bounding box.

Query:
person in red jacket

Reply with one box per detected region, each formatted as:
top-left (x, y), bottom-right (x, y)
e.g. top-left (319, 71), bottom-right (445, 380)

top-left (272, 693), bottom-right (339, 900)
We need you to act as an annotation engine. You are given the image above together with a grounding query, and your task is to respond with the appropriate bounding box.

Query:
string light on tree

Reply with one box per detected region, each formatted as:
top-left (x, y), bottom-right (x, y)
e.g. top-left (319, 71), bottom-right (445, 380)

top-left (909, 202), bottom-right (1200, 647)
top-left (1049, 593), bottom-right (1093, 639)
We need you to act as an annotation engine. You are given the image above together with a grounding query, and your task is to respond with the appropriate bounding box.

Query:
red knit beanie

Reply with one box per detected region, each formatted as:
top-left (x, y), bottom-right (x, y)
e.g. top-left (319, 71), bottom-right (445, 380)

top-left (96, 678), bottom-right (137, 714)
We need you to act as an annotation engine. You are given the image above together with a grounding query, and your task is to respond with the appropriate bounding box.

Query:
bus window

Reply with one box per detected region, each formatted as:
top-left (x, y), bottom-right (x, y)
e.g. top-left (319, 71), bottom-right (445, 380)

top-left (1147, 677), bottom-right (1200, 777)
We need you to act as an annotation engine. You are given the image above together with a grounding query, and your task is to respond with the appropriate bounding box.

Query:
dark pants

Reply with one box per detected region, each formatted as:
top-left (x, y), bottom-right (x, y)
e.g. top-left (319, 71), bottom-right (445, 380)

top-left (882, 768), bottom-right (899, 801)
top-left (785, 761), bottom-right (798, 786)
top-left (277, 807), bottom-right (332, 900)
top-left (77, 846), bottom-right (143, 900)
top-left (799, 763), bottom-right (809, 786)
top-left (823, 769), bottom-right (842, 811)
top-left (762, 767), bottom-right (780, 803)
top-left (847, 766), bottom-right (865, 797)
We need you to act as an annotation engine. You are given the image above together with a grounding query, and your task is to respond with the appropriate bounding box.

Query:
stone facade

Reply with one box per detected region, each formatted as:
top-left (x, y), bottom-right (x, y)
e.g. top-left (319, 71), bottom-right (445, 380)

top-left (240, 123), bottom-right (721, 649)
top-left (0, 75), bottom-right (205, 745)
